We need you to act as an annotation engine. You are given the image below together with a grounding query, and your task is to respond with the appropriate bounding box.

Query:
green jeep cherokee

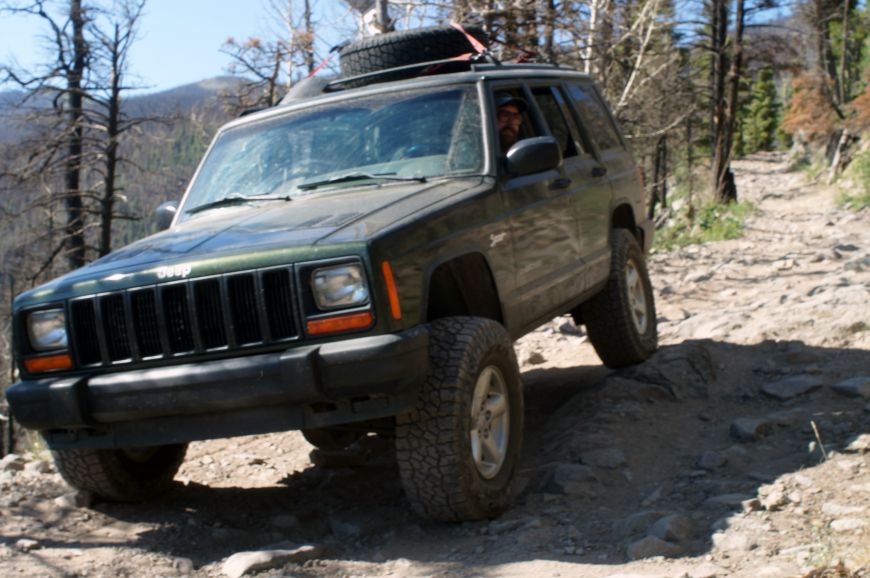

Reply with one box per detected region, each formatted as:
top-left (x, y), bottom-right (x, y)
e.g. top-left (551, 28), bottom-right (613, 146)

top-left (7, 27), bottom-right (657, 522)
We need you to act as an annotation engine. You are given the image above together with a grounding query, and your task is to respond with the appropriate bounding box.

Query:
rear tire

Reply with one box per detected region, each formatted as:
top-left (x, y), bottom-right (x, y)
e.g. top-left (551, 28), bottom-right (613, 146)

top-left (396, 317), bottom-right (523, 521)
top-left (582, 229), bottom-right (658, 368)
top-left (51, 444), bottom-right (187, 502)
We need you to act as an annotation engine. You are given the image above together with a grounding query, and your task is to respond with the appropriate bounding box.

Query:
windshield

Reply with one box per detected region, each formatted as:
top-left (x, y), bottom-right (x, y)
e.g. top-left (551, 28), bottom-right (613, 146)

top-left (181, 85), bottom-right (483, 216)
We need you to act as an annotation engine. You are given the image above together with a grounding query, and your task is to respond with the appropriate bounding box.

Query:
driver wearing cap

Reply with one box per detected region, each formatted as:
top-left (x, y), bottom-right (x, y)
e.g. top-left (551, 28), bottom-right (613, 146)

top-left (495, 93), bottom-right (528, 153)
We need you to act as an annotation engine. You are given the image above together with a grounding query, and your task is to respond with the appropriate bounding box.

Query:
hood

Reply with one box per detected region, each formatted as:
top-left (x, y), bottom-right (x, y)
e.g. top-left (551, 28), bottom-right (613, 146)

top-left (15, 178), bottom-right (480, 306)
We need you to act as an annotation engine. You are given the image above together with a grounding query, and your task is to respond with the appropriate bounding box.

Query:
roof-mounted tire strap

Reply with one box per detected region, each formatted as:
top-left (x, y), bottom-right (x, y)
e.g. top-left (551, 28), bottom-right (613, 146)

top-left (308, 42), bottom-right (347, 78)
top-left (450, 22), bottom-right (488, 55)
top-left (418, 22), bottom-right (490, 76)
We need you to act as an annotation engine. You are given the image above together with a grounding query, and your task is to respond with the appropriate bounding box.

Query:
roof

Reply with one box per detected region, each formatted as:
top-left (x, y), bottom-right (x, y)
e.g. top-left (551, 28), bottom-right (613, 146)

top-left (278, 58), bottom-right (589, 107)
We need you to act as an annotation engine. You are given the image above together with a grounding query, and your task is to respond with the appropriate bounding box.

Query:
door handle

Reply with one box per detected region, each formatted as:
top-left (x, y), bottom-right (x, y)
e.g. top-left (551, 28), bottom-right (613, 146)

top-left (592, 166), bottom-right (607, 178)
top-left (550, 178), bottom-right (572, 190)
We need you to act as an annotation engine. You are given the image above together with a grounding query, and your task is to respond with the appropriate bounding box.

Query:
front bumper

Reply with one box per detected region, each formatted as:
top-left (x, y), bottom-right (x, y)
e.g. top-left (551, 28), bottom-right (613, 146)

top-left (7, 327), bottom-right (428, 449)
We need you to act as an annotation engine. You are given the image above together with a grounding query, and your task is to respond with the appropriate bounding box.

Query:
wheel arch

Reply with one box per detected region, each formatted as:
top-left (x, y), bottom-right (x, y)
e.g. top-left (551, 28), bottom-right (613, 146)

top-left (422, 251), bottom-right (504, 325)
top-left (611, 202), bottom-right (643, 245)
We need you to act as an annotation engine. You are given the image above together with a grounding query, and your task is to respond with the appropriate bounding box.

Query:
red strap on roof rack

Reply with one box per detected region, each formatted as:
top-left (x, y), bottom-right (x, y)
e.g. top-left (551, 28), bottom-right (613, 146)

top-left (308, 50), bottom-right (337, 78)
top-left (450, 22), bottom-right (487, 55)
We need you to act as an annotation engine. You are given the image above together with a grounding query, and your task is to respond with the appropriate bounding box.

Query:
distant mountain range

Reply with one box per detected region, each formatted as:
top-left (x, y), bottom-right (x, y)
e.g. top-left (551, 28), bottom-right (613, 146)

top-left (0, 76), bottom-right (244, 142)
top-left (123, 76), bottom-right (244, 116)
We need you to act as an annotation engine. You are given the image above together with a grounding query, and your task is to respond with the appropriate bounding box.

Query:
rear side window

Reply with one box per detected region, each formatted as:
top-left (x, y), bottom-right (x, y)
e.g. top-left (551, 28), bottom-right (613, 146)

top-left (566, 83), bottom-right (622, 151)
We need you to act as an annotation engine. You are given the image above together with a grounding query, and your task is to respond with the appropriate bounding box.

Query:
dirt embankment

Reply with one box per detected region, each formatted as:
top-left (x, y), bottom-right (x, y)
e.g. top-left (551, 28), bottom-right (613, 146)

top-left (0, 152), bottom-right (868, 578)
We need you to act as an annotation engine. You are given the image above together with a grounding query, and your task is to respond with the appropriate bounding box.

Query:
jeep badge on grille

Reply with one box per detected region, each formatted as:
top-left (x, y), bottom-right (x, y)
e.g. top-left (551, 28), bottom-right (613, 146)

top-left (156, 264), bottom-right (192, 280)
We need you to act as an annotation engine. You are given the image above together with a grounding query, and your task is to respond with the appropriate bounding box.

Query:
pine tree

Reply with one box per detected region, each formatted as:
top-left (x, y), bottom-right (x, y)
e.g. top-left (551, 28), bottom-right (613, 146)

top-left (741, 67), bottom-right (779, 153)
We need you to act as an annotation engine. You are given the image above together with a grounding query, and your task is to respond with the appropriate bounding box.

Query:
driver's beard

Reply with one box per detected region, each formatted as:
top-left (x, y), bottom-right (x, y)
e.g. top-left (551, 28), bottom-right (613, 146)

top-left (500, 127), bottom-right (518, 149)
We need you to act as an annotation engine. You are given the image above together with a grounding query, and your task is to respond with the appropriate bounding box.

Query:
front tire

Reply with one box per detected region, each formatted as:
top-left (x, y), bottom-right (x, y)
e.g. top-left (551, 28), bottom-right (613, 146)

top-left (51, 444), bottom-right (188, 502)
top-left (582, 229), bottom-right (658, 368)
top-left (396, 317), bottom-right (523, 521)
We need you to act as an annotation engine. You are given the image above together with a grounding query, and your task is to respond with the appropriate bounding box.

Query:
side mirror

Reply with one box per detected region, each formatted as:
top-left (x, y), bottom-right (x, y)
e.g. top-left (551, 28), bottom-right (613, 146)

top-left (155, 200), bottom-right (178, 231)
top-left (505, 136), bottom-right (562, 177)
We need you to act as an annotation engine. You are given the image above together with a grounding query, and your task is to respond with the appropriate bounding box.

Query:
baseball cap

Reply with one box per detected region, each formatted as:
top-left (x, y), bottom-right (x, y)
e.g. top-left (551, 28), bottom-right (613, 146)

top-left (495, 93), bottom-right (528, 112)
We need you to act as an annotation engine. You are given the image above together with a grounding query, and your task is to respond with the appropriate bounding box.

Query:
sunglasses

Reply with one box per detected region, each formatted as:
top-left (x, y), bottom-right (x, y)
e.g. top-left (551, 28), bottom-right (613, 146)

top-left (497, 110), bottom-right (523, 124)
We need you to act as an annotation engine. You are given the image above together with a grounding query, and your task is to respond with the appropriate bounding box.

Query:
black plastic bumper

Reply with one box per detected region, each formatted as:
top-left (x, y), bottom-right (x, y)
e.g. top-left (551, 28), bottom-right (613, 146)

top-left (7, 327), bottom-right (429, 449)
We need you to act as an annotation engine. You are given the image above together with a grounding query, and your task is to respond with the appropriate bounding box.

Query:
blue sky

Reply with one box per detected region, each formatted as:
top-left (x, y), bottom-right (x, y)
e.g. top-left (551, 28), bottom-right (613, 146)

top-left (0, 1), bottom-right (819, 94)
top-left (0, 0), bottom-right (354, 93)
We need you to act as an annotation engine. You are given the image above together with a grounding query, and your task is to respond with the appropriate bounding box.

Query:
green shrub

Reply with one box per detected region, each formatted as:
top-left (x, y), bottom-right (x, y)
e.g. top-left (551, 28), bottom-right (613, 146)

top-left (837, 147), bottom-right (870, 210)
top-left (654, 200), bottom-right (755, 250)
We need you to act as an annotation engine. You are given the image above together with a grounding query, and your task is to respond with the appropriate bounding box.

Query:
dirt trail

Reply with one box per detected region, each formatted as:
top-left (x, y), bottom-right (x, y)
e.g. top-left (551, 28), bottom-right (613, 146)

top-left (0, 152), bottom-right (868, 578)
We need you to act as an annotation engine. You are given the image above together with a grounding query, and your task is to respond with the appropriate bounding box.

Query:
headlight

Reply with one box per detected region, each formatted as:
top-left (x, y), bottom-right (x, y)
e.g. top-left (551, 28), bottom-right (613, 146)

top-left (27, 309), bottom-right (68, 351)
top-left (311, 264), bottom-right (370, 310)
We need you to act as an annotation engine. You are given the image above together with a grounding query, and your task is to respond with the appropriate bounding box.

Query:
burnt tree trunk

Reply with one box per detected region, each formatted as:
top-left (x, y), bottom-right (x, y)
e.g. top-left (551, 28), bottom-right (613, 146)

top-left (811, 0), bottom-right (845, 116)
top-left (838, 0), bottom-right (850, 104)
top-left (100, 23), bottom-right (121, 257)
top-left (711, 0), bottom-right (744, 204)
top-left (303, 0), bottom-right (315, 74)
top-left (542, 0), bottom-right (556, 63)
top-left (648, 135), bottom-right (669, 220)
top-left (709, 0), bottom-right (727, 190)
top-left (65, 0), bottom-right (88, 268)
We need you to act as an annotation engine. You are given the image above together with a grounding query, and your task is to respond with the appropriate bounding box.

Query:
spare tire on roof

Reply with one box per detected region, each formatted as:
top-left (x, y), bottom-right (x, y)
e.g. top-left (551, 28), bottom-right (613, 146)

top-left (339, 25), bottom-right (488, 79)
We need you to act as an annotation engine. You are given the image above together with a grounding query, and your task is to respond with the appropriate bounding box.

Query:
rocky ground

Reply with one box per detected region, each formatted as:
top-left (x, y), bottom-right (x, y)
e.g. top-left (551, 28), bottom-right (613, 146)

top-left (0, 152), bottom-right (868, 578)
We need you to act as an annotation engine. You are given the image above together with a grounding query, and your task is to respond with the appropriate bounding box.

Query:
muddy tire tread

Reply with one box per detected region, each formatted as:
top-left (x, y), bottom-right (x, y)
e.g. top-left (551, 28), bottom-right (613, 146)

top-left (395, 317), bottom-right (522, 522)
top-left (582, 228), bottom-right (658, 368)
top-left (51, 444), bottom-right (187, 502)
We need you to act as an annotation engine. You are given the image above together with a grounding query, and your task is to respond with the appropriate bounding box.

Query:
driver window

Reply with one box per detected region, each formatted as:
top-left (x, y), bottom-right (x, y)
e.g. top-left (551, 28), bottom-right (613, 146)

top-left (493, 88), bottom-right (532, 154)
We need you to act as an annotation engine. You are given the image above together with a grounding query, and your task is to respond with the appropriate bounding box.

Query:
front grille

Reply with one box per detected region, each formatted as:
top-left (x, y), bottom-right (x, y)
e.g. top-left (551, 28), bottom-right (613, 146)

top-left (194, 280), bottom-right (226, 349)
top-left (228, 274), bottom-right (261, 345)
top-left (163, 284), bottom-right (194, 353)
top-left (101, 294), bottom-right (131, 360)
top-left (69, 266), bottom-right (300, 367)
top-left (132, 289), bottom-right (161, 357)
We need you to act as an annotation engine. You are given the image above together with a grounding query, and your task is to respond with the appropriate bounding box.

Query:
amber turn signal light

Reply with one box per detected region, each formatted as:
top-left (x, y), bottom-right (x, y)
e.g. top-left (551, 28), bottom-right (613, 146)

top-left (24, 353), bottom-right (73, 374)
top-left (381, 261), bottom-right (402, 321)
top-left (306, 311), bottom-right (374, 336)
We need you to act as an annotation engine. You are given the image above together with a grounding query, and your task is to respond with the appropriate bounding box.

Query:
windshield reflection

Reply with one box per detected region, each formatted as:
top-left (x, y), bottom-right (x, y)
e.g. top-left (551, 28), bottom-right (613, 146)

top-left (181, 86), bottom-right (483, 218)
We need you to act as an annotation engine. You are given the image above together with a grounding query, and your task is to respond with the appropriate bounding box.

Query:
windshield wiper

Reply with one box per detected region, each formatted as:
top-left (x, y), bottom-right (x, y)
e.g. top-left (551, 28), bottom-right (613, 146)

top-left (297, 172), bottom-right (427, 191)
top-left (186, 192), bottom-right (292, 215)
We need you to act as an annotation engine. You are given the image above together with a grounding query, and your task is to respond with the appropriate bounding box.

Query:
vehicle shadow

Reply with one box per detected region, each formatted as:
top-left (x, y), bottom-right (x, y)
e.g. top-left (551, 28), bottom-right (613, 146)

top-left (56, 338), bottom-right (869, 574)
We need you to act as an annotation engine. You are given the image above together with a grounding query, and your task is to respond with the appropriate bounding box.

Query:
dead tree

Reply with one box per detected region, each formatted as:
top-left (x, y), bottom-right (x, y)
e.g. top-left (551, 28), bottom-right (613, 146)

top-left (265, 0), bottom-right (316, 78)
top-left (221, 37), bottom-right (288, 114)
top-left (2, 0), bottom-right (154, 268)
top-left (223, 0), bottom-right (322, 114)
top-left (647, 133), bottom-right (669, 220)
top-left (87, 0), bottom-right (148, 256)
top-left (66, 0), bottom-right (88, 267)
top-left (709, 0), bottom-right (747, 204)
top-left (0, 0), bottom-right (94, 269)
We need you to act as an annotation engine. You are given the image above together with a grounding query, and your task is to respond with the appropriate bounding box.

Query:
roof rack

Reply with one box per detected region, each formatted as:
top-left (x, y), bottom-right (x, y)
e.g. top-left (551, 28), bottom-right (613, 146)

top-left (324, 53), bottom-right (498, 92)
top-left (323, 52), bottom-right (567, 92)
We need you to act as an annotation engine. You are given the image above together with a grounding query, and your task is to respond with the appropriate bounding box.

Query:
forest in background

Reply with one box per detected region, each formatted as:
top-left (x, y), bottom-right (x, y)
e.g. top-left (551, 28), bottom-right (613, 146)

top-left (1, 0), bottom-right (869, 425)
